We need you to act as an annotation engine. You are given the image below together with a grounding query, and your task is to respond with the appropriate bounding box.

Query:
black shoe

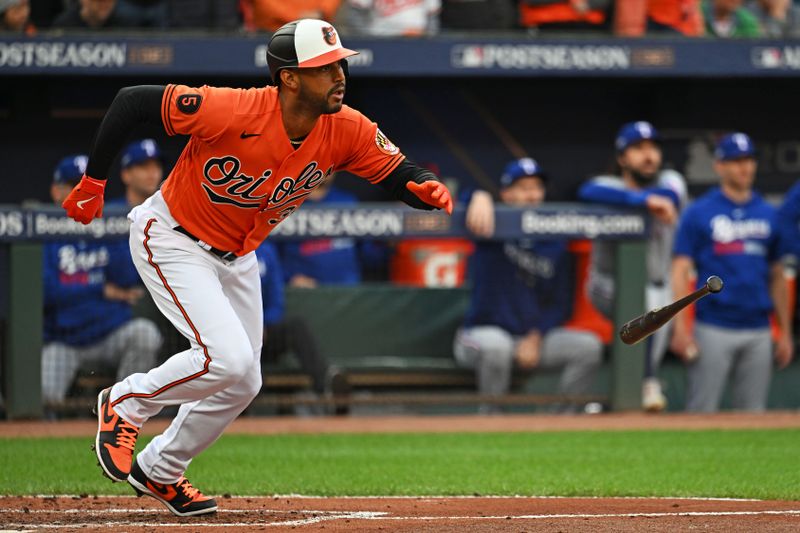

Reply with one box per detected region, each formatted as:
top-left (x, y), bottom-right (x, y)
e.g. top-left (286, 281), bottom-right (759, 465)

top-left (128, 459), bottom-right (217, 517)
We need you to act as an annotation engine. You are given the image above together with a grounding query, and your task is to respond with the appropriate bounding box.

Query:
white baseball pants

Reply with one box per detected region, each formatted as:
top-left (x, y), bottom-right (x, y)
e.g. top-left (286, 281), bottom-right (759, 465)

top-left (110, 191), bottom-right (263, 484)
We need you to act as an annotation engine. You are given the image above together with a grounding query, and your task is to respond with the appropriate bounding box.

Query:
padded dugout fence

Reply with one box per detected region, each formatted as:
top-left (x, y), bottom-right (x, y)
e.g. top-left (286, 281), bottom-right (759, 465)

top-left (0, 203), bottom-right (650, 419)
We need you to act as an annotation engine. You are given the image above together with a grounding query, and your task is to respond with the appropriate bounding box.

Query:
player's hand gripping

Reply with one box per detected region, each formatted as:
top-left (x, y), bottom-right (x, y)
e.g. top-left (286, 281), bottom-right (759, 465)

top-left (406, 181), bottom-right (454, 215)
top-left (62, 175), bottom-right (106, 225)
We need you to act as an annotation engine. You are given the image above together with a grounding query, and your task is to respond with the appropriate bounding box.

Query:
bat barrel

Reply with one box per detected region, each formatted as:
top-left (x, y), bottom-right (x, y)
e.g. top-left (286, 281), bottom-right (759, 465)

top-left (618, 275), bottom-right (724, 345)
top-left (706, 275), bottom-right (723, 293)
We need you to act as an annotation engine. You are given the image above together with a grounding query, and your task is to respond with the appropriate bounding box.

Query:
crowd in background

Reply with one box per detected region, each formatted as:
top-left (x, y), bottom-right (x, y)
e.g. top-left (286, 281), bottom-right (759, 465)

top-left (2, 0), bottom-right (800, 37)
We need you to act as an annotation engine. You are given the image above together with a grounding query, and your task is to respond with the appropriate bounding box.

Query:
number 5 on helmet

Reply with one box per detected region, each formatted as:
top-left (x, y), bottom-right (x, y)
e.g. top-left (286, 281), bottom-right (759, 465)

top-left (62, 175), bottom-right (107, 225)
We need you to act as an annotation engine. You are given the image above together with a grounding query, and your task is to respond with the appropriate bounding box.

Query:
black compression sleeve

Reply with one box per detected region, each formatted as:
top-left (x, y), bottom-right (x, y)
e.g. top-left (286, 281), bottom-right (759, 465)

top-left (85, 85), bottom-right (166, 180)
top-left (378, 159), bottom-right (441, 210)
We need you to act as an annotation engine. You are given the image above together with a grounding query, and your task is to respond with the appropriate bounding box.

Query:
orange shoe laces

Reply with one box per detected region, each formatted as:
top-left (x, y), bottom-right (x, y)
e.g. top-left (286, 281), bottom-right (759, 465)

top-left (115, 420), bottom-right (139, 453)
top-left (178, 478), bottom-right (202, 500)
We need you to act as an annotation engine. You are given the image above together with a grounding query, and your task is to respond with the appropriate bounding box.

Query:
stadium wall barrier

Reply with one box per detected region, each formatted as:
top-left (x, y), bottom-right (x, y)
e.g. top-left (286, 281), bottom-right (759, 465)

top-left (2, 35), bottom-right (800, 78)
top-left (0, 204), bottom-right (647, 418)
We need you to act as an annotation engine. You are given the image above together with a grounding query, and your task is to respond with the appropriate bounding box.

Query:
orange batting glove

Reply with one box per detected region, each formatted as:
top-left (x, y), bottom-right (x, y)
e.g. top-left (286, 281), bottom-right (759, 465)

top-left (62, 175), bottom-right (106, 225)
top-left (406, 181), bottom-right (454, 215)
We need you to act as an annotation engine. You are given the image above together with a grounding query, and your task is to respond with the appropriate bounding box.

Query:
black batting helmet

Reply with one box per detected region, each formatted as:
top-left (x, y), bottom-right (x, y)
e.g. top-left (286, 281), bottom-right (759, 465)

top-left (267, 19), bottom-right (358, 84)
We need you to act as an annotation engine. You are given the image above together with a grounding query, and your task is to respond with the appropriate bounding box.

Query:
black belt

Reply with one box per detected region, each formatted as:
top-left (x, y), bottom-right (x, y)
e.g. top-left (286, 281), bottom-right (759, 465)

top-left (174, 226), bottom-right (238, 262)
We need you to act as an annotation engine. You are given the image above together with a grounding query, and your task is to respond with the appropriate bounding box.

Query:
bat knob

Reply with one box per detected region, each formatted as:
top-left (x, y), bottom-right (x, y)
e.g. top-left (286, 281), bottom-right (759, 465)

top-left (705, 276), bottom-right (724, 293)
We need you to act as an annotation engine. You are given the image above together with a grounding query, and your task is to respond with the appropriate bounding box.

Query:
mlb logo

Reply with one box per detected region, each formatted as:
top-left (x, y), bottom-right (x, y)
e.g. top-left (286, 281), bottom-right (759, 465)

top-left (452, 46), bottom-right (485, 68)
top-left (752, 48), bottom-right (783, 69)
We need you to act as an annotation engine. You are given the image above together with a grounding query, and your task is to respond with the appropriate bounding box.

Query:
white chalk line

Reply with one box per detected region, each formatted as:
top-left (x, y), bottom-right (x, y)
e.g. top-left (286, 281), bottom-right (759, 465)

top-left (0, 509), bottom-right (346, 514)
top-left (3, 509), bottom-right (800, 529)
top-left (0, 511), bottom-right (385, 529)
top-left (4, 494), bottom-right (765, 502)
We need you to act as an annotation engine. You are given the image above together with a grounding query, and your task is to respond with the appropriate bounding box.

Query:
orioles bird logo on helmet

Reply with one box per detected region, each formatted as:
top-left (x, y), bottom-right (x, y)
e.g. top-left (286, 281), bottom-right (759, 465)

top-left (322, 26), bottom-right (337, 46)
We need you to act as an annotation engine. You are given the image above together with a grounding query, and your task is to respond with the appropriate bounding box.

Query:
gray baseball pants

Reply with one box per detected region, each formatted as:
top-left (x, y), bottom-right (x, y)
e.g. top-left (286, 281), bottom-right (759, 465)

top-left (687, 322), bottom-right (773, 412)
top-left (453, 325), bottom-right (602, 403)
top-left (42, 318), bottom-right (162, 403)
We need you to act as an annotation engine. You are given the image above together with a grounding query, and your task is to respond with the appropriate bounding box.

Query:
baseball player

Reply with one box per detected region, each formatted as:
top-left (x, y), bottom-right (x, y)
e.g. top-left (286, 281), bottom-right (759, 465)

top-left (671, 133), bottom-right (793, 412)
top-left (578, 121), bottom-right (687, 412)
top-left (777, 180), bottom-right (800, 261)
top-left (110, 139), bottom-right (164, 208)
top-left (455, 158), bottom-right (603, 414)
top-left (43, 155), bottom-right (161, 407)
top-left (61, 19), bottom-right (453, 517)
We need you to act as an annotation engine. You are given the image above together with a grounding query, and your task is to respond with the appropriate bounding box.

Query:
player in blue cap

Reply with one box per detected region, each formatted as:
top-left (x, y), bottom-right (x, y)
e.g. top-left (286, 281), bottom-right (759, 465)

top-left (578, 121), bottom-right (688, 412)
top-left (455, 158), bottom-right (603, 413)
top-left (671, 132), bottom-right (794, 412)
top-left (108, 139), bottom-right (164, 208)
top-left (42, 155), bottom-right (162, 410)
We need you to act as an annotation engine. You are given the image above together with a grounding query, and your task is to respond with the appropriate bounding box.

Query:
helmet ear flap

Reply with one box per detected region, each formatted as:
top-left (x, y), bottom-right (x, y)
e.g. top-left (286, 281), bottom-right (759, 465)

top-left (266, 21), bottom-right (300, 85)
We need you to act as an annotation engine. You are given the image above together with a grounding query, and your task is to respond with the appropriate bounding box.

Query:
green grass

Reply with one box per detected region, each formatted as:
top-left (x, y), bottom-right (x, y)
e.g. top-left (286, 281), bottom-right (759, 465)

top-left (1, 429), bottom-right (799, 499)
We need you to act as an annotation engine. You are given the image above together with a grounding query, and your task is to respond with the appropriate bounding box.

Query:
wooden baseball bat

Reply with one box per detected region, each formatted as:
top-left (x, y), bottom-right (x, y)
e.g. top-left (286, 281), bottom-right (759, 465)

top-left (618, 275), bottom-right (724, 345)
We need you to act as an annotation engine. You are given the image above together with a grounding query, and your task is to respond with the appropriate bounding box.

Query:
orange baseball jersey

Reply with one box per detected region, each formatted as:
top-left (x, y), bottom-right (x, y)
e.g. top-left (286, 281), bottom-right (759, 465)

top-left (159, 83), bottom-right (405, 255)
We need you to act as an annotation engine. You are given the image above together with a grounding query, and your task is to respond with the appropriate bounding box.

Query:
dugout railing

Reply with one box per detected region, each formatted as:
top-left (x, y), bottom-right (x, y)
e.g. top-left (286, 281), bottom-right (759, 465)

top-left (0, 203), bottom-right (649, 419)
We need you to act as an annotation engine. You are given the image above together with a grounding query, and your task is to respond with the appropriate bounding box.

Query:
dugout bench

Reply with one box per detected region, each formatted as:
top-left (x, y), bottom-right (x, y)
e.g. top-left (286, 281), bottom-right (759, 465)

top-left (258, 285), bottom-right (609, 413)
top-left (1, 203), bottom-right (650, 419)
top-left (59, 285), bottom-right (607, 415)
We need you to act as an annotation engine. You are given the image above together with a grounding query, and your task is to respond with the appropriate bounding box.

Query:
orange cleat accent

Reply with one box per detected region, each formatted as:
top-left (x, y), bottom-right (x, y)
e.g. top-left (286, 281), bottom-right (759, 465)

top-left (128, 459), bottom-right (218, 517)
top-left (94, 388), bottom-right (139, 482)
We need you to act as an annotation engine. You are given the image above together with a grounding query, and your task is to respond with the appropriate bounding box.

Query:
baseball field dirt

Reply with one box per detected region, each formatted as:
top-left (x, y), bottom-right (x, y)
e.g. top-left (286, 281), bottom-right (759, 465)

top-left (2, 412), bottom-right (799, 532)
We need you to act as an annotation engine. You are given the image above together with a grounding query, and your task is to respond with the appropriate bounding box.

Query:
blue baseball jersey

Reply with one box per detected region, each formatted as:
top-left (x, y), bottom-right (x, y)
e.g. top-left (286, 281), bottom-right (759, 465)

top-left (255, 241), bottom-right (285, 326)
top-left (43, 239), bottom-right (140, 346)
top-left (279, 187), bottom-right (361, 285)
top-left (105, 196), bottom-right (141, 285)
top-left (464, 239), bottom-right (573, 336)
top-left (777, 181), bottom-right (800, 260)
top-left (674, 187), bottom-right (780, 328)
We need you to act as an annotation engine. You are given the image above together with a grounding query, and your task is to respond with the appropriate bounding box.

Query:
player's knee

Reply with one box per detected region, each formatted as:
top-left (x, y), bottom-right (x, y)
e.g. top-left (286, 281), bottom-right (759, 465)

top-left (212, 339), bottom-right (254, 381)
top-left (573, 333), bottom-right (603, 366)
top-left (242, 370), bottom-right (263, 400)
top-left (482, 348), bottom-right (515, 370)
top-left (579, 335), bottom-right (604, 366)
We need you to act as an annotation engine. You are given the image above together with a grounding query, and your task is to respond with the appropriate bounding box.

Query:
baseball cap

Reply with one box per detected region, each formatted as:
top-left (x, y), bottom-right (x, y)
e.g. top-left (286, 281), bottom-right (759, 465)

top-left (615, 121), bottom-right (659, 153)
top-left (267, 19), bottom-right (358, 83)
top-left (121, 139), bottom-right (161, 169)
top-left (500, 158), bottom-right (546, 188)
top-left (714, 133), bottom-right (756, 161)
top-left (53, 155), bottom-right (88, 184)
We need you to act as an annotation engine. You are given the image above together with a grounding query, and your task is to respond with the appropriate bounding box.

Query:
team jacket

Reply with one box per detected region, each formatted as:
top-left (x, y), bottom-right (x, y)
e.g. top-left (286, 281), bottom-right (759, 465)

top-left (255, 241), bottom-right (285, 326)
top-left (464, 239), bottom-right (573, 336)
top-left (674, 187), bottom-right (781, 329)
top-left (160, 84), bottom-right (405, 256)
top-left (43, 239), bottom-right (140, 346)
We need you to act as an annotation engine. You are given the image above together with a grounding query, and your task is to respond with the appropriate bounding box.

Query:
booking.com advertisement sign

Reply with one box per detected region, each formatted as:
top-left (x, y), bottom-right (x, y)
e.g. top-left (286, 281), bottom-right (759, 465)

top-left (0, 204), bottom-right (647, 242)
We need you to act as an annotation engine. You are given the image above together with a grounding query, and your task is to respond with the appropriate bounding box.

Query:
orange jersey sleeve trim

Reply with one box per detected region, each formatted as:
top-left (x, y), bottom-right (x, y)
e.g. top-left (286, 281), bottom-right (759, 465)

top-left (161, 84), bottom-right (177, 136)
